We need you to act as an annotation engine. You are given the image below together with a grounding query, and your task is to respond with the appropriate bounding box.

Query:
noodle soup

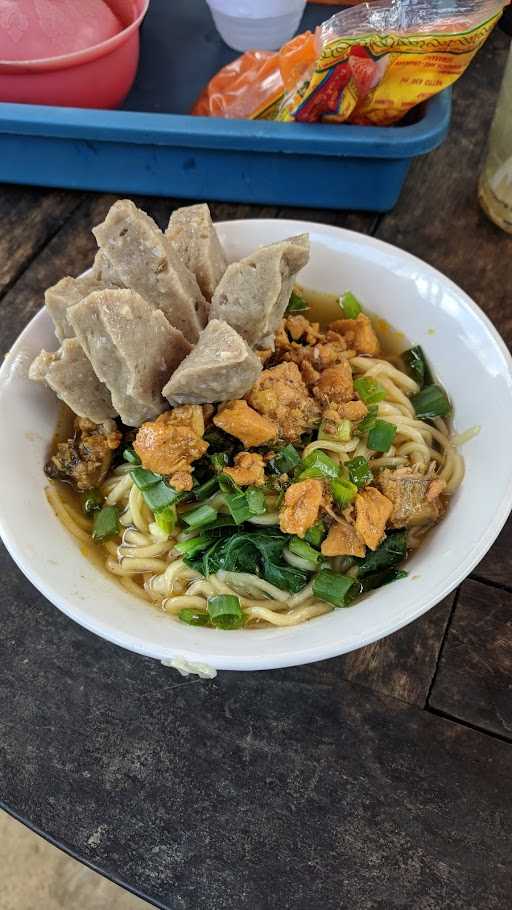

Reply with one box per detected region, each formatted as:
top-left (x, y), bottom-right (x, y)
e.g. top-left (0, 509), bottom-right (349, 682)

top-left (46, 286), bottom-right (464, 631)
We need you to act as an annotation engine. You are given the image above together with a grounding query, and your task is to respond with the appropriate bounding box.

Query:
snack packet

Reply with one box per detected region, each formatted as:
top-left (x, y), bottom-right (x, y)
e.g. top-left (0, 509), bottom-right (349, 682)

top-left (194, 0), bottom-right (508, 125)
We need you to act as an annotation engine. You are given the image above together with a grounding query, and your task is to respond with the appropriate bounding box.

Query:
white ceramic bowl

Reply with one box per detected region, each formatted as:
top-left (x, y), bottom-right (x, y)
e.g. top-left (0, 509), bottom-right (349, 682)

top-left (1, 220), bottom-right (511, 672)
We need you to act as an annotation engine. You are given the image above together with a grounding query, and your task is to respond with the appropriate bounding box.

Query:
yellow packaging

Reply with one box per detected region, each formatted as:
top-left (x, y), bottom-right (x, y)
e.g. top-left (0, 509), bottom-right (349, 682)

top-left (278, 2), bottom-right (505, 125)
top-left (194, 1), bottom-right (507, 125)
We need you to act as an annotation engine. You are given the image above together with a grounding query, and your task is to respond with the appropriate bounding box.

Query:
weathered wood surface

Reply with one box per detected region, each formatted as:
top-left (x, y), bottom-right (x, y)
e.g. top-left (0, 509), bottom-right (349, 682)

top-left (1, 559), bottom-right (511, 910)
top-left (430, 580), bottom-right (512, 740)
top-left (0, 185), bottom-right (82, 303)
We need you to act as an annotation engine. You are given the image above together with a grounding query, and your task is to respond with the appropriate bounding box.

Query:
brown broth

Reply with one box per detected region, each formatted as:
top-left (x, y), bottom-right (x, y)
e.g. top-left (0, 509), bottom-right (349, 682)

top-left (297, 285), bottom-right (408, 357)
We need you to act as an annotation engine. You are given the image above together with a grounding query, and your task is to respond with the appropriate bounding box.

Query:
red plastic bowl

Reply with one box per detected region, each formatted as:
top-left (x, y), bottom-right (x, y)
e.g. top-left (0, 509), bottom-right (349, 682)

top-left (0, 0), bottom-right (149, 109)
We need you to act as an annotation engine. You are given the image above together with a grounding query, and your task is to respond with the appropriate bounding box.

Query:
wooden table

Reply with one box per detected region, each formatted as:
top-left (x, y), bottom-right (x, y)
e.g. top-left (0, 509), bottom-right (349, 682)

top-left (1, 29), bottom-right (511, 910)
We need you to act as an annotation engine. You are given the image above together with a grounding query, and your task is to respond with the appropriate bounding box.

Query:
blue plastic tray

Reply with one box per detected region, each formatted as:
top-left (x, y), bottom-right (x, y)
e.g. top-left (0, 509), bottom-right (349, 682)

top-left (0, 1), bottom-right (451, 211)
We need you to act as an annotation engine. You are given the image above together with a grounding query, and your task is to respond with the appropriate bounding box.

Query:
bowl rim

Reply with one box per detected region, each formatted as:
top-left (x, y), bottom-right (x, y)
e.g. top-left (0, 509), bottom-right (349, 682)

top-left (1, 218), bottom-right (512, 671)
top-left (0, 0), bottom-right (149, 72)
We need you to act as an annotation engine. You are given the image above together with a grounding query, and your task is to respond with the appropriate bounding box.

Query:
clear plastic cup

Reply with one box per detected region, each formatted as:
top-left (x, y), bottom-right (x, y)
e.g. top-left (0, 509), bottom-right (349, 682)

top-left (206, 0), bottom-right (307, 52)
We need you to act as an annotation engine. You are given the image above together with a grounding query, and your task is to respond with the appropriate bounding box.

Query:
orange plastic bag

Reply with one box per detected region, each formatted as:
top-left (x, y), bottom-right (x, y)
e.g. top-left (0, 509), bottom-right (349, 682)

top-left (193, 0), bottom-right (507, 125)
top-left (193, 32), bottom-right (317, 120)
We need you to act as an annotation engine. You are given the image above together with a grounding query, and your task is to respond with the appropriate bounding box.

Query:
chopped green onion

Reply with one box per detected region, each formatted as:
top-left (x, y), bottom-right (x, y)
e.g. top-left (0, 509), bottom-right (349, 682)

top-left (289, 537), bottom-right (321, 565)
top-left (267, 444), bottom-right (301, 476)
top-left (223, 486), bottom-right (267, 523)
top-left (367, 419), bottom-right (397, 453)
top-left (224, 491), bottom-right (252, 524)
top-left (286, 290), bottom-right (309, 314)
top-left (298, 450), bottom-right (340, 481)
top-left (246, 487), bottom-right (266, 515)
top-left (356, 405), bottom-right (378, 434)
top-left (207, 594), bottom-right (244, 630)
top-left (178, 608), bottom-right (210, 627)
top-left (304, 520), bottom-right (327, 547)
top-left (354, 376), bottom-right (386, 406)
top-left (131, 467), bottom-right (161, 490)
top-left (411, 384), bottom-right (451, 420)
top-left (183, 504), bottom-right (218, 529)
top-left (142, 481), bottom-right (178, 513)
top-left (193, 476), bottom-right (218, 500)
top-left (402, 345), bottom-right (432, 389)
top-left (313, 569), bottom-right (355, 607)
top-left (92, 505), bottom-right (119, 543)
top-left (210, 452), bottom-right (229, 473)
top-left (175, 536), bottom-right (211, 557)
top-left (82, 489), bottom-right (103, 515)
top-left (154, 505), bottom-right (177, 535)
top-left (318, 419), bottom-right (351, 442)
top-left (340, 291), bottom-right (362, 319)
top-left (331, 477), bottom-right (358, 507)
top-left (218, 473), bottom-right (239, 494)
top-left (123, 447), bottom-right (141, 465)
top-left (346, 456), bottom-right (373, 489)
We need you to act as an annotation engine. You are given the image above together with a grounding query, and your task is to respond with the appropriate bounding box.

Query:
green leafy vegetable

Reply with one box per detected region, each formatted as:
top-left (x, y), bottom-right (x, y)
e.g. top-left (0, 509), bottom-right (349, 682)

top-left (354, 530), bottom-right (407, 578)
top-left (313, 569), bottom-right (355, 607)
top-left (123, 446), bottom-right (141, 465)
top-left (178, 608), bottom-right (210, 627)
top-left (354, 376), bottom-right (387, 406)
top-left (331, 477), bottom-right (358, 507)
top-left (286, 290), bottom-right (309, 314)
top-left (346, 567), bottom-right (407, 604)
top-left (367, 419), bottom-right (397, 452)
top-left (82, 489), bottom-right (103, 515)
top-left (403, 345), bottom-right (432, 389)
top-left (411, 384), bottom-right (451, 420)
top-left (185, 529), bottom-right (308, 593)
top-left (267, 444), bottom-right (301, 475)
top-left (142, 480), bottom-right (178, 513)
top-left (346, 456), bottom-right (373, 489)
top-left (340, 291), bottom-right (362, 319)
top-left (298, 450), bottom-right (340, 481)
top-left (304, 520), bottom-right (327, 547)
top-left (131, 467), bottom-right (161, 490)
top-left (92, 505), bottom-right (119, 543)
top-left (207, 595), bottom-right (244, 629)
top-left (204, 427), bottom-right (242, 460)
top-left (288, 537), bottom-right (322, 565)
top-left (357, 568), bottom-right (407, 594)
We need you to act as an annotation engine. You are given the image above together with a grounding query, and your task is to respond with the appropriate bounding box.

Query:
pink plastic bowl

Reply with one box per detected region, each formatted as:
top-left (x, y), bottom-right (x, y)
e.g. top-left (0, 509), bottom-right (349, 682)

top-left (0, 0), bottom-right (150, 109)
